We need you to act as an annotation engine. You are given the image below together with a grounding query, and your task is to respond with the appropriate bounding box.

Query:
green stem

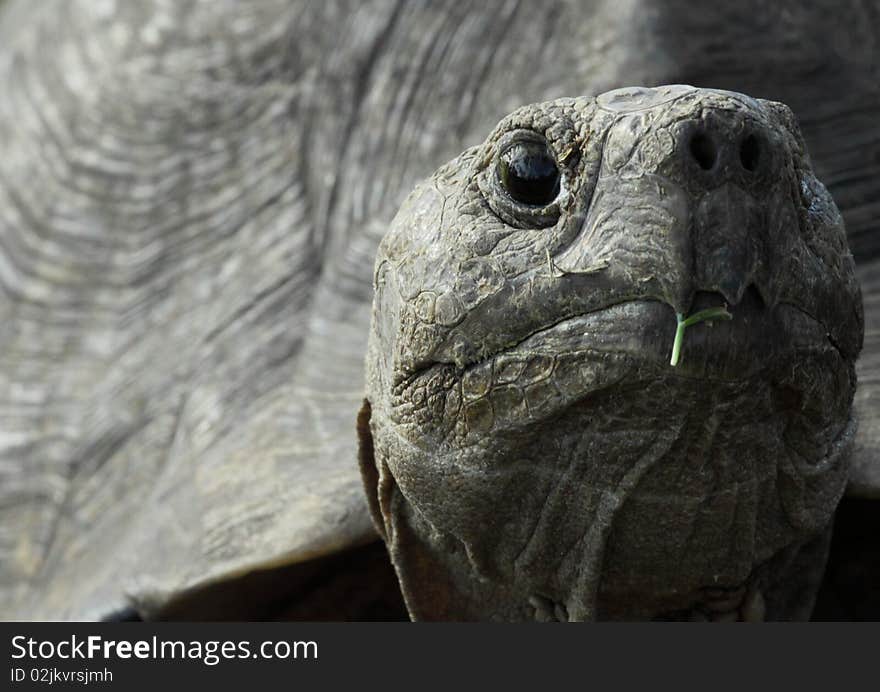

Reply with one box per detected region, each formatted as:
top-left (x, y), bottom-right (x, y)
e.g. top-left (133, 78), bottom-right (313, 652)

top-left (669, 306), bottom-right (732, 367)
top-left (670, 313), bottom-right (686, 367)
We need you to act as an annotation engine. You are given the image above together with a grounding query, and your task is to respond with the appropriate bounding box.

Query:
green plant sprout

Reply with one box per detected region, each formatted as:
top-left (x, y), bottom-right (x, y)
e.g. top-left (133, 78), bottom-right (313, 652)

top-left (669, 306), bottom-right (733, 367)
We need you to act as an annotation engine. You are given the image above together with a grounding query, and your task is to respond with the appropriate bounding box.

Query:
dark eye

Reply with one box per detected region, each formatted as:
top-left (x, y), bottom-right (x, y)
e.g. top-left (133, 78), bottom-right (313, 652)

top-left (497, 140), bottom-right (560, 206)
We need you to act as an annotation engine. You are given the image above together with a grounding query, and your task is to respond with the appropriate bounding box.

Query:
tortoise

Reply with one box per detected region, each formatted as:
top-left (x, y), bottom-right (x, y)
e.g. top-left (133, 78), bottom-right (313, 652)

top-left (1, 0), bottom-right (878, 621)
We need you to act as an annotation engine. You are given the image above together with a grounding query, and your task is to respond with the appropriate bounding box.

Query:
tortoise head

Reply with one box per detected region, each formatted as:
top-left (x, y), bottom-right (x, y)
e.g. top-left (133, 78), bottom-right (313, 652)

top-left (359, 85), bottom-right (863, 621)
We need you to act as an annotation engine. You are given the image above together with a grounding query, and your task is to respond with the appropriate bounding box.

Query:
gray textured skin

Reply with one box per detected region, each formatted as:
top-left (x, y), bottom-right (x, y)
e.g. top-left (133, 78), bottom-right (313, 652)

top-left (361, 86), bottom-right (862, 621)
top-left (0, 0), bottom-right (878, 620)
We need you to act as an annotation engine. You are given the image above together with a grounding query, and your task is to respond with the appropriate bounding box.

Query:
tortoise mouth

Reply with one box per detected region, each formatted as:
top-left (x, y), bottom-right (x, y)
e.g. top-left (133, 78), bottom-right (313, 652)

top-left (391, 287), bottom-right (850, 448)
top-left (458, 285), bottom-right (837, 385)
top-left (428, 291), bottom-right (845, 424)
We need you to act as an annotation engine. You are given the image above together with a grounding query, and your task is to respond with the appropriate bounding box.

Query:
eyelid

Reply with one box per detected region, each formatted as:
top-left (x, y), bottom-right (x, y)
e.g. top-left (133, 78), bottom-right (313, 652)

top-left (498, 129), bottom-right (558, 160)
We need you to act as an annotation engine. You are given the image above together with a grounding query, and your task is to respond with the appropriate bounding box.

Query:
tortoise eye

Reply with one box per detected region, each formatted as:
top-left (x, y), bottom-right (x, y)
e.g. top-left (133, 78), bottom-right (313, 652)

top-left (497, 140), bottom-right (560, 207)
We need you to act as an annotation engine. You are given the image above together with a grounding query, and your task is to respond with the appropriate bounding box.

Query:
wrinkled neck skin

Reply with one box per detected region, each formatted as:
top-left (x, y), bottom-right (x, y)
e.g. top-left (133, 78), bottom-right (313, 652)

top-left (360, 86), bottom-right (863, 621)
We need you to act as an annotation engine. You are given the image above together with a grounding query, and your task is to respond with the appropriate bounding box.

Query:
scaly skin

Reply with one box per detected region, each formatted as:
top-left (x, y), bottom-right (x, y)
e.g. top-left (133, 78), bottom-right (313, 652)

top-left (361, 86), bottom-right (864, 621)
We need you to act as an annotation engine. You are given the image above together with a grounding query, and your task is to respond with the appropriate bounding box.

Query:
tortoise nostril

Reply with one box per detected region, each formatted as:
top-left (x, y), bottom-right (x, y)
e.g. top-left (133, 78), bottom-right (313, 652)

top-left (689, 132), bottom-right (717, 170)
top-left (739, 134), bottom-right (761, 172)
